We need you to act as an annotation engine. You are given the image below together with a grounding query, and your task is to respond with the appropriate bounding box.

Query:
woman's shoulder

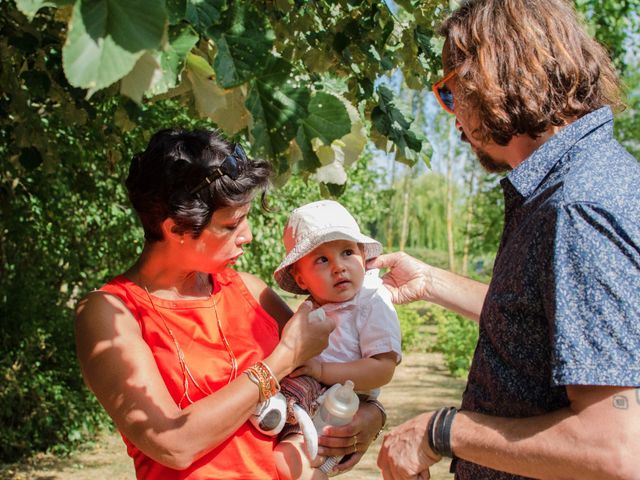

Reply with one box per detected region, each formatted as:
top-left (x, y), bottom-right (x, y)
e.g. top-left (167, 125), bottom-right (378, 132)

top-left (234, 270), bottom-right (292, 330)
top-left (236, 270), bottom-right (268, 292)
top-left (75, 275), bottom-right (141, 334)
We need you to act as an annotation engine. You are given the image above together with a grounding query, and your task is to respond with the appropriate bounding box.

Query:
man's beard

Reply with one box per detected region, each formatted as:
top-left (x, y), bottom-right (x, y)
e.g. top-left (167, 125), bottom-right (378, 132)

top-left (461, 131), bottom-right (511, 173)
top-left (476, 148), bottom-right (510, 173)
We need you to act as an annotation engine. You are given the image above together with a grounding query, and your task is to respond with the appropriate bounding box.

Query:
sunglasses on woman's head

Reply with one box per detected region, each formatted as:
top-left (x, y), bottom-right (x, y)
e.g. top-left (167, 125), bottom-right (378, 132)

top-left (432, 70), bottom-right (456, 114)
top-left (189, 143), bottom-right (246, 195)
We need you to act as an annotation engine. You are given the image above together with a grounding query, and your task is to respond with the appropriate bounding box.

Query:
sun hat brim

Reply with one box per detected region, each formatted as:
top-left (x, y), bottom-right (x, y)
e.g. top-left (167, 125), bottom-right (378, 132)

top-left (273, 227), bottom-right (382, 294)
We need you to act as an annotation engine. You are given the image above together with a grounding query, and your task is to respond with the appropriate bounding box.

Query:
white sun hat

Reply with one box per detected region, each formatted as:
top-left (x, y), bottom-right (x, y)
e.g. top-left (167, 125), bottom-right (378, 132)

top-left (273, 200), bottom-right (382, 294)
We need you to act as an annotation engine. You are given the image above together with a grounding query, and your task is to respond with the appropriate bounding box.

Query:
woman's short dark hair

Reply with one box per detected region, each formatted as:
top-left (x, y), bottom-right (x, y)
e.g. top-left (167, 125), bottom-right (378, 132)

top-left (439, 0), bottom-right (623, 146)
top-left (126, 129), bottom-right (271, 242)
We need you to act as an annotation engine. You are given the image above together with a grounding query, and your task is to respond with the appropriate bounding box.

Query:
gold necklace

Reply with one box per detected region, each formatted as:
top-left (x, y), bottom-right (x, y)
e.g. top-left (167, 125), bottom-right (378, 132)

top-left (144, 279), bottom-right (238, 409)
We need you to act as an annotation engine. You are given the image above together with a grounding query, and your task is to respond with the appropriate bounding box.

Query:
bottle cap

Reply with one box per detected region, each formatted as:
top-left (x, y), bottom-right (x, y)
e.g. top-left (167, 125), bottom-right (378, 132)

top-left (322, 380), bottom-right (359, 419)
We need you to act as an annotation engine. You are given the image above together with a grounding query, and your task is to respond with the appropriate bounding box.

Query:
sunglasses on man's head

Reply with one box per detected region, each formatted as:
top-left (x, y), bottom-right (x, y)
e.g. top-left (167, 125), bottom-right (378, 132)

top-left (189, 143), bottom-right (246, 195)
top-left (432, 70), bottom-right (456, 114)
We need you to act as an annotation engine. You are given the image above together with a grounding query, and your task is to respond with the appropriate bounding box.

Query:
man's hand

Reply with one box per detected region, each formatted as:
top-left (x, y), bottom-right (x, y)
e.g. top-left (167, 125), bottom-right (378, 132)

top-left (368, 252), bottom-right (432, 304)
top-left (377, 412), bottom-right (441, 480)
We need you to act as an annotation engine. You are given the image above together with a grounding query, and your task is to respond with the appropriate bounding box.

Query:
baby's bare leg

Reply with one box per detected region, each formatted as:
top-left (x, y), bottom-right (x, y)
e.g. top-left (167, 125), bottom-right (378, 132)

top-left (274, 434), bottom-right (328, 480)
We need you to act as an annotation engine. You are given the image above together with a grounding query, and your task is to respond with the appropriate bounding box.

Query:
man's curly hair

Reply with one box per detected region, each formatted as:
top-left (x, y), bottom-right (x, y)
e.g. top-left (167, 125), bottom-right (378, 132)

top-left (439, 0), bottom-right (624, 146)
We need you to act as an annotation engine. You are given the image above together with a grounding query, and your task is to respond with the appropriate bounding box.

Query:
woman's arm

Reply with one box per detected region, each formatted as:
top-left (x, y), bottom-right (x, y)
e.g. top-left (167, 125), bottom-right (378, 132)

top-left (75, 290), bottom-right (331, 470)
top-left (292, 353), bottom-right (397, 391)
top-left (368, 252), bottom-right (488, 323)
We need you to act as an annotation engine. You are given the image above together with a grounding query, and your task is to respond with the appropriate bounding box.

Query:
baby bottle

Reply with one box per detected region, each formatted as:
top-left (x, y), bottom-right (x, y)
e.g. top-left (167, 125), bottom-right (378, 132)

top-left (313, 380), bottom-right (359, 475)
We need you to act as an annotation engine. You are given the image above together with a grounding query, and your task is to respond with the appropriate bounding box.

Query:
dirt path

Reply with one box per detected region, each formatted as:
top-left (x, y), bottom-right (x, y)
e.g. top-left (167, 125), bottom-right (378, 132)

top-left (1, 352), bottom-right (465, 479)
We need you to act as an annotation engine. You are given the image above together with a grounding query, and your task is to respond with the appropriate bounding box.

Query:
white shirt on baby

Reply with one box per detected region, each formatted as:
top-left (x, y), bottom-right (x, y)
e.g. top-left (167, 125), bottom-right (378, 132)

top-left (309, 269), bottom-right (402, 397)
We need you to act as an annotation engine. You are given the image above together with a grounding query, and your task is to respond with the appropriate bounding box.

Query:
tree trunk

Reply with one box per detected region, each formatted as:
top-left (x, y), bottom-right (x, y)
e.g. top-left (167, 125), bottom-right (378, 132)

top-left (446, 122), bottom-right (456, 273)
top-left (399, 174), bottom-right (411, 251)
top-left (386, 155), bottom-right (397, 250)
top-left (462, 152), bottom-right (476, 277)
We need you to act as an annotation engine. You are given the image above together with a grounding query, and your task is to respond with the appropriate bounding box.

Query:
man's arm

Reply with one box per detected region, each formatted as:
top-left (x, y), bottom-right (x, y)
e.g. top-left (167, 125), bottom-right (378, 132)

top-left (368, 252), bottom-right (488, 323)
top-left (452, 385), bottom-right (639, 478)
top-left (378, 385), bottom-right (640, 479)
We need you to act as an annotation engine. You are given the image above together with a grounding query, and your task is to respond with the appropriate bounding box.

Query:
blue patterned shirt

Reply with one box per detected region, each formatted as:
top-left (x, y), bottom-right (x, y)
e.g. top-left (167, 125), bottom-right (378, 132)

top-left (455, 107), bottom-right (640, 479)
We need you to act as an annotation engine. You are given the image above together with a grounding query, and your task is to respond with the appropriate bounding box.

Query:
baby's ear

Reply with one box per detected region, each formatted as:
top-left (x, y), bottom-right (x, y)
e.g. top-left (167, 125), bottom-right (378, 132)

top-left (291, 264), bottom-right (307, 291)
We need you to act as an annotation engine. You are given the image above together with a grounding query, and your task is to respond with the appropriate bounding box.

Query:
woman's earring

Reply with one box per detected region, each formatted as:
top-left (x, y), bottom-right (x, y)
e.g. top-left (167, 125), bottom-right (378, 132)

top-left (180, 237), bottom-right (184, 245)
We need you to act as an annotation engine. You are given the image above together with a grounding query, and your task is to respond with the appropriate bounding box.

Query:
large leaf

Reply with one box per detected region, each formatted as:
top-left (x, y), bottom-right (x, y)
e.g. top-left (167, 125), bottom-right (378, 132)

top-left (147, 24), bottom-right (199, 96)
top-left (185, 0), bottom-right (225, 33)
top-left (15, 0), bottom-right (72, 20)
top-left (300, 92), bottom-right (351, 145)
top-left (372, 85), bottom-right (423, 165)
top-left (246, 57), bottom-right (310, 159)
top-left (62, 0), bottom-right (166, 93)
top-left (211, 3), bottom-right (275, 88)
top-left (120, 52), bottom-right (162, 103)
top-left (186, 54), bottom-right (250, 135)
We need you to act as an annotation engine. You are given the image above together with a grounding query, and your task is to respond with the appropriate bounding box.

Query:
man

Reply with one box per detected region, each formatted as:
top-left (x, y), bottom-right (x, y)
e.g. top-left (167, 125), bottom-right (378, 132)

top-left (374, 0), bottom-right (640, 478)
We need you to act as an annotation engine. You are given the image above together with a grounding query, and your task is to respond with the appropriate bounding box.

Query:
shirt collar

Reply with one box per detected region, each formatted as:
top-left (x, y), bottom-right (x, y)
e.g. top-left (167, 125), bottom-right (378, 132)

top-left (505, 106), bottom-right (614, 198)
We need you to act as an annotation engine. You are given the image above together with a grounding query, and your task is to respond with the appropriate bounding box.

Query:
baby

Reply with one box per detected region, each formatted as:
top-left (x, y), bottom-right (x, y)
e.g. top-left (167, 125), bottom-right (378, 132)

top-left (268, 200), bottom-right (402, 479)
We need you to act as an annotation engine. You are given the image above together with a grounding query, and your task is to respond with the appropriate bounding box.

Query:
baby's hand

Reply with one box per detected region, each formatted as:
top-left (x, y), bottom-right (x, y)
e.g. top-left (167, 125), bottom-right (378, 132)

top-left (290, 358), bottom-right (323, 381)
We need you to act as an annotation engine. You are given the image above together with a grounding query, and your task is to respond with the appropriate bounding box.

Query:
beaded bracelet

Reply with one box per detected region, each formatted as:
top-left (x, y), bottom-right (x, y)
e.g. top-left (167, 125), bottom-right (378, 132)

top-left (245, 361), bottom-right (280, 402)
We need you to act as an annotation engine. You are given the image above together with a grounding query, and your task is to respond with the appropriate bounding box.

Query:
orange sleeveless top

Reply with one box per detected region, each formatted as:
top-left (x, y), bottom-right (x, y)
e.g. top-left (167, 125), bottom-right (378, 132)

top-left (100, 268), bottom-right (281, 479)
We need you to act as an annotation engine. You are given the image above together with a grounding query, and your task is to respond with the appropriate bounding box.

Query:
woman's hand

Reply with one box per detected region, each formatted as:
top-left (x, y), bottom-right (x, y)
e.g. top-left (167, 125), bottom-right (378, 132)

top-left (316, 400), bottom-right (386, 474)
top-left (269, 302), bottom-right (335, 378)
top-left (367, 252), bottom-right (432, 304)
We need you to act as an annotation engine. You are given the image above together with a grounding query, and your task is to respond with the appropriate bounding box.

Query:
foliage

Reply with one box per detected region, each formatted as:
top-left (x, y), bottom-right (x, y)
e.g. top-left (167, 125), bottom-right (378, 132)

top-left (4, 0), bottom-right (451, 186)
top-left (430, 306), bottom-right (479, 378)
top-left (0, 96), bottom-right (219, 461)
top-left (395, 304), bottom-right (427, 352)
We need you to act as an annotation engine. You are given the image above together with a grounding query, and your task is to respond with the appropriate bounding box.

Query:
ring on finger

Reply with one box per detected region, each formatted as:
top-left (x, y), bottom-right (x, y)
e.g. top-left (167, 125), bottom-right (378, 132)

top-left (353, 436), bottom-right (358, 451)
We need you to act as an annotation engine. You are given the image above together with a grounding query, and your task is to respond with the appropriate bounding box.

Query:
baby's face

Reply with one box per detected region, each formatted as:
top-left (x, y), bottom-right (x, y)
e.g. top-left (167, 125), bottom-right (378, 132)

top-left (293, 239), bottom-right (366, 306)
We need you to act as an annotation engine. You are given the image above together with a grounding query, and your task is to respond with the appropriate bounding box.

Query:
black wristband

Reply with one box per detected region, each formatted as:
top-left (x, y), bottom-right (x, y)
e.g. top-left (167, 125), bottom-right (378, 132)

top-left (426, 407), bottom-right (447, 454)
top-left (429, 406), bottom-right (457, 458)
top-left (441, 407), bottom-right (457, 458)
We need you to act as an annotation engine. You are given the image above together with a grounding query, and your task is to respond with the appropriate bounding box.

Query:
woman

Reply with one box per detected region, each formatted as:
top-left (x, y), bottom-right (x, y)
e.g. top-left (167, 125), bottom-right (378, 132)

top-left (75, 129), bottom-right (385, 479)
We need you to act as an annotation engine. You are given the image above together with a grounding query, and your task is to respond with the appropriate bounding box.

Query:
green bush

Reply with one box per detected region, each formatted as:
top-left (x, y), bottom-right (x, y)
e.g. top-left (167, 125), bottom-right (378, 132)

top-left (396, 304), bottom-right (428, 352)
top-left (431, 306), bottom-right (479, 378)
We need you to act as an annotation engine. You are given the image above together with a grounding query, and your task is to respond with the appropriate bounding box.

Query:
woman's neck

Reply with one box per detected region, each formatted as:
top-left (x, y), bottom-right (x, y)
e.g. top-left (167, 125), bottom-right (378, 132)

top-left (125, 242), bottom-right (212, 300)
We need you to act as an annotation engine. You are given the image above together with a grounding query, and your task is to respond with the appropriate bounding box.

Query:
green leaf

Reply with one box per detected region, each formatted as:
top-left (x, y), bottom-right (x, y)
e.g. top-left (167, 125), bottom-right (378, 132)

top-left (246, 57), bottom-right (310, 159)
top-left (294, 127), bottom-right (322, 173)
top-left (372, 85), bottom-right (423, 162)
top-left (120, 52), bottom-right (161, 103)
top-left (186, 0), bottom-right (225, 33)
top-left (166, 0), bottom-right (186, 24)
top-left (211, 3), bottom-right (275, 88)
top-left (62, 0), bottom-right (166, 93)
top-left (186, 54), bottom-right (250, 135)
top-left (320, 182), bottom-right (347, 198)
top-left (299, 92), bottom-right (351, 145)
top-left (147, 24), bottom-right (199, 96)
top-left (15, 0), bottom-right (72, 21)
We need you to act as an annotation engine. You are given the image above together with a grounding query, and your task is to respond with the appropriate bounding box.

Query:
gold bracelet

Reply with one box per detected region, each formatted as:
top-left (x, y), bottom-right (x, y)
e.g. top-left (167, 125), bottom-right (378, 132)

top-left (245, 362), bottom-right (280, 402)
top-left (252, 361), bottom-right (280, 397)
top-left (244, 369), bottom-right (264, 401)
